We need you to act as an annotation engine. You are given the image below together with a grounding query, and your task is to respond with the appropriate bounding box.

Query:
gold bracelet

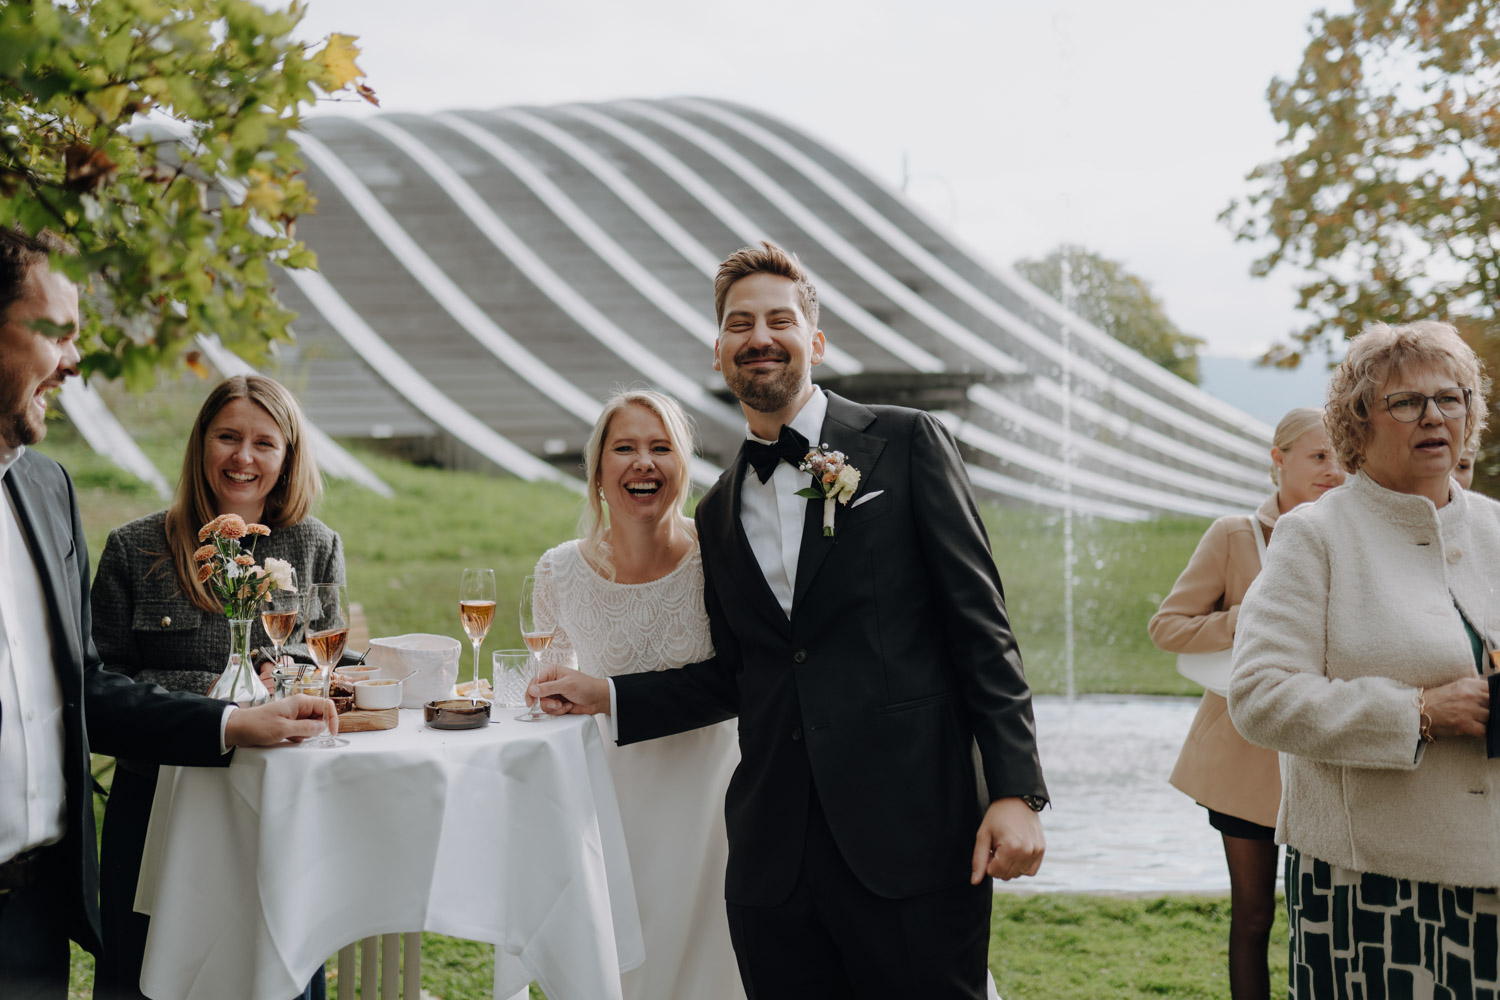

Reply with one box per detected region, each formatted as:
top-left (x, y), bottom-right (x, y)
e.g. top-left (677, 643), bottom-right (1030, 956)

top-left (1418, 688), bottom-right (1435, 744)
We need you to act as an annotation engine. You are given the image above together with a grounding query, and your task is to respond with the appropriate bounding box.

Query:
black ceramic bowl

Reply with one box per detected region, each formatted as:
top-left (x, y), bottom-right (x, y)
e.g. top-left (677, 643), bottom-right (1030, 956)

top-left (424, 698), bottom-right (491, 730)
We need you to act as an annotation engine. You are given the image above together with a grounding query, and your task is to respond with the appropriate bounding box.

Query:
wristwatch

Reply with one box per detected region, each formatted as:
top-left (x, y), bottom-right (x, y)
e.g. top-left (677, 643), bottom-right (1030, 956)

top-left (1019, 795), bottom-right (1047, 812)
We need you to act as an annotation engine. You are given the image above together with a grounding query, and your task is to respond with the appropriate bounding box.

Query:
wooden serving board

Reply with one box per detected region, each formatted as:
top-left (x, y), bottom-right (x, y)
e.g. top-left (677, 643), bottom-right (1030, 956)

top-left (337, 708), bottom-right (398, 732)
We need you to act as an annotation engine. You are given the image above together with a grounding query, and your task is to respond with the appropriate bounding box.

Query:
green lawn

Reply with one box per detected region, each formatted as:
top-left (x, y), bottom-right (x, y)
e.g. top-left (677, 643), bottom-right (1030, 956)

top-left (68, 893), bottom-right (1287, 999)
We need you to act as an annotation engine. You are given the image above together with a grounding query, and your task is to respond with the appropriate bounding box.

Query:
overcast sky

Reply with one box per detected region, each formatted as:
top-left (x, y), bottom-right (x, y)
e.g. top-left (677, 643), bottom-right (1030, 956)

top-left (291, 0), bottom-right (1342, 360)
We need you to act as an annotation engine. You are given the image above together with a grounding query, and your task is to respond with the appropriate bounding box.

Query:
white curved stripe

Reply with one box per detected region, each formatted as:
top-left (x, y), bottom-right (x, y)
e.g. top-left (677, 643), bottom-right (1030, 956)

top-left (488, 108), bottom-right (870, 376)
top-left (292, 132), bottom-right (603, 428)
top-left (446, 113), bottom-right (823, 375)
top-left (970, 385), bottom-right (1267, 507)
top-left (56, 380), bottom-right (173, 500)
top-left (360, 117), bottom-right (740, 432)
top-left (619, 100), bottom-right (1021, 377)
top-left (930, 413), bottom-right (1152, 521)
top-left (964, 464), bottom-right (1152, 522)
top-left (1006, 382), bottom-right (1270, 490)
top-left (193, 334), bottom-right (395, 498)
top-left (677, 98), bottom-right (1276, 453)
top-left (556, 105), bottom-right (942, 374)
top-left (947, 411), bottom-right (1246, 519)
top-left (283, 267), bottom-right (581, 488)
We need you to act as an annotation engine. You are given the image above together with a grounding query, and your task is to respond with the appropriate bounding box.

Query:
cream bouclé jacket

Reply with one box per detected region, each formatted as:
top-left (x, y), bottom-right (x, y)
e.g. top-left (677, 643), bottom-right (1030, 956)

top-left (1229, 471), bottom-right (1500, 888)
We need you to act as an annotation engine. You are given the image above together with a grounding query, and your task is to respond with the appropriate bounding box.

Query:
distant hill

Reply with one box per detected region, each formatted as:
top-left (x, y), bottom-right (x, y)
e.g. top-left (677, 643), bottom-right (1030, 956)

top-left (1197, 356), bottom-right (1334, 427)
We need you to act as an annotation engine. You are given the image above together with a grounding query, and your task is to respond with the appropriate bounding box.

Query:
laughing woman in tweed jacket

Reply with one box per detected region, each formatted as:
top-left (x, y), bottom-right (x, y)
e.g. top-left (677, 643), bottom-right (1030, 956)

top-left (90, 376), bottom-right (344, 1000)
top-left (1231, 322), bottom-right (1499, 1000)
top-left (1149, 405), bottom-right (1343, 1000)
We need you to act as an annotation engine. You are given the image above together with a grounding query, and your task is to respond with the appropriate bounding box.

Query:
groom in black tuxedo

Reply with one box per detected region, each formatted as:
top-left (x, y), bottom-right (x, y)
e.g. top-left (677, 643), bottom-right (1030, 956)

top-left (537, 241), bottom-right (1046, 998)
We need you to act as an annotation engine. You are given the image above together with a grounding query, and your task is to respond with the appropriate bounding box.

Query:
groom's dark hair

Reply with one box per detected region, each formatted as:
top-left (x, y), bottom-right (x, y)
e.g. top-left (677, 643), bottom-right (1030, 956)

top-left (714, 241), bottom-right (819, 330)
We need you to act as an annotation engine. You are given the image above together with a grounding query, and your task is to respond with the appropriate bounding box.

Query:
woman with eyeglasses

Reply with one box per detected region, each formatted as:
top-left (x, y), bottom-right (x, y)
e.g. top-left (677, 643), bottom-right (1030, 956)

top-left (1230, 321), bottom-right (1500, 998)
top-left (1149, 405), bottom-right (1344, 1000)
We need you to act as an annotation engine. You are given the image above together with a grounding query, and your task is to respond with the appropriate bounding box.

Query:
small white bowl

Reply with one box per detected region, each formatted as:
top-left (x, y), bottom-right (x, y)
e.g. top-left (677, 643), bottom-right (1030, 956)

top-left (354, 678), bottom-right (403, 710)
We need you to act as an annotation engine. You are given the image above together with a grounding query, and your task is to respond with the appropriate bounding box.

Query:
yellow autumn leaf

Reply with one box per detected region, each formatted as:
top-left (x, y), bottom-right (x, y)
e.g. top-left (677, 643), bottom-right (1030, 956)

top-left (314, 33), bottom-right (364, 93)
top-left (242, 171), bottom-right (284, 217)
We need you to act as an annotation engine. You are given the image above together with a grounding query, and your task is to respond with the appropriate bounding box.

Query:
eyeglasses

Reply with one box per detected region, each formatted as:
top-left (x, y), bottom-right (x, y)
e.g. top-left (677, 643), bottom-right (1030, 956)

top-left (1383, 387), bottom-right (1471, 422)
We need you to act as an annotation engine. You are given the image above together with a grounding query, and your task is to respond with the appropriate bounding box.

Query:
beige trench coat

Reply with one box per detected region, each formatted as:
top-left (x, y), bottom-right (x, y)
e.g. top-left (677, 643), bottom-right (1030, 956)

top-left (1148, 493), bottom-right (1282, 828)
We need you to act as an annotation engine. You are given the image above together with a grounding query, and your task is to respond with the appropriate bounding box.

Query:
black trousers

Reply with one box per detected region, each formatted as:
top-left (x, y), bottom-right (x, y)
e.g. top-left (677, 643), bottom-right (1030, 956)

top-left (96, 765), bottom-right (325, 1000)
top-left (0, 850), bottom-right (71, 1000)
top-left (725, 791), bottom-right (992, 1000)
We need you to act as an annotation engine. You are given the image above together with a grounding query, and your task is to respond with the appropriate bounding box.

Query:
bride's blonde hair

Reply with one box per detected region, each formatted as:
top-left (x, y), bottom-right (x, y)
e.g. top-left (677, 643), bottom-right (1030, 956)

top-left (579, 389), bottom-right (698, 581)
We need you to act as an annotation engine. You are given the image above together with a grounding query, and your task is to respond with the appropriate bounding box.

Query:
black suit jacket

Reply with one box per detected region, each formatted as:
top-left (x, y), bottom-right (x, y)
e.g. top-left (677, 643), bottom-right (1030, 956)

top-left (2, 450), bottom-right (228, 954)
top-left (615, 392), bottom-right (1046, 906)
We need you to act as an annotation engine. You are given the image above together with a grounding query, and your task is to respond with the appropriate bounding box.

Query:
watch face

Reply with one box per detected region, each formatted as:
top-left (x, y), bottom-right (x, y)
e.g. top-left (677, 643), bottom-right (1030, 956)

top-left (1021, 795), bottom-right (1047, 812)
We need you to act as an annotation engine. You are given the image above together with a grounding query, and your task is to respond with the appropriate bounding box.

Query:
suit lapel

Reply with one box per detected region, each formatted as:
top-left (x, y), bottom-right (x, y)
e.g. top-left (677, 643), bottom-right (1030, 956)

top-left (713, 444), bottom-right (793, 638)
top-left (791, 393), bottom-right (886, 616)
top-left (5, 457), bottom-right (81, 670)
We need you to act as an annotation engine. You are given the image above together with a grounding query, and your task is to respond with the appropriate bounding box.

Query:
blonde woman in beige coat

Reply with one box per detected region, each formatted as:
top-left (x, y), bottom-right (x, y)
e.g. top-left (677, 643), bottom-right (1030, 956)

top-left (1149, 406), bottom-right (1344, 1000)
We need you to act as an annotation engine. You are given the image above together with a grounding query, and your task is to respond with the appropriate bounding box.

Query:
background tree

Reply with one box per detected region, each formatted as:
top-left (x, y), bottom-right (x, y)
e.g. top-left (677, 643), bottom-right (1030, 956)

top-left (1225, 0), bottom-right (1500, 492)
top-left (0, 0), bottom-right (374, 387)
top-left (1015, 244), bottom-right (1205, 384)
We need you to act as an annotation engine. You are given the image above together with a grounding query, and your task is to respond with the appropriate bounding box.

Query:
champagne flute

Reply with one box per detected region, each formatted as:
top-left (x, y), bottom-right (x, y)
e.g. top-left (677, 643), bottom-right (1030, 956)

top-left (303, 582), bottom-right (350, 748)
top-left (260, 566), bottom-right (299, 698)
top-left (516, 573), bottom-right (555, 723)
top-left (459, 568), bottom-right (497, 703)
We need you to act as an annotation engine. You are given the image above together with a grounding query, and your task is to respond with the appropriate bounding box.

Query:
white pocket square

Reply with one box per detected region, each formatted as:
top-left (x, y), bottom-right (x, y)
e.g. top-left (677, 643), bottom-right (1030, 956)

top-left (850, 490), bottom-right (885, 509)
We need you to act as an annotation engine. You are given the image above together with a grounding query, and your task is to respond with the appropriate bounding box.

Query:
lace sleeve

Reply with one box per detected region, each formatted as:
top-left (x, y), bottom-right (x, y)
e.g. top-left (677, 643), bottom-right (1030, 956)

top-left (533, 551), bottom-right (577, 672)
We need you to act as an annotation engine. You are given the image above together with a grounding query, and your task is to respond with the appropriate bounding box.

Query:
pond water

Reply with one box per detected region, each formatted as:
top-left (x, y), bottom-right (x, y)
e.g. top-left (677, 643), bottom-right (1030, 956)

top-left (994, 694), bottom-right (1279, 896)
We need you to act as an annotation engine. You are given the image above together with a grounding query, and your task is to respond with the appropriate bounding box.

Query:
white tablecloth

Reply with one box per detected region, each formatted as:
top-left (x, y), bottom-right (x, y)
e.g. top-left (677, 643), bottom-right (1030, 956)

top-left (136, 710), bottom-right (643, 1000)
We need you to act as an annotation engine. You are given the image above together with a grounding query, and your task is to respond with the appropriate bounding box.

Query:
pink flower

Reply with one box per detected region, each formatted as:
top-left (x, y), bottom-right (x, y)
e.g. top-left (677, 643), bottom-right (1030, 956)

top-left (246, 523), bottom-right (271, 537)
top-left (192, 544), bottom-right (216, 563)
top-left (196, 563), bottom-right (214, 583)
top-left (217, 515), bottom-right (248, 539)
top-left (234, 554), bottom-right (255, 566)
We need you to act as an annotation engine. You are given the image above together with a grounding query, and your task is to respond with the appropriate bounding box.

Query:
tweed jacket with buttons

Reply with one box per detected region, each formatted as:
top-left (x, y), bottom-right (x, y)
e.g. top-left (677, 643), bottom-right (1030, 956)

top-left (91, 509), bottom-right (344, 698)
top-left (1229, 471), bottom-right (1500, 887)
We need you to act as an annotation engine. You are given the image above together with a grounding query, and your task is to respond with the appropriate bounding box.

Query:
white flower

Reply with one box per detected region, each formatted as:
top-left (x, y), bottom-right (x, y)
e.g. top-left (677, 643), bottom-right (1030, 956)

top-left (262, 557), bottom-right (297, 592)
top-left (225, 561), bottom-right (242, 581)
top-left (833, 464), bottom-right (861, 503)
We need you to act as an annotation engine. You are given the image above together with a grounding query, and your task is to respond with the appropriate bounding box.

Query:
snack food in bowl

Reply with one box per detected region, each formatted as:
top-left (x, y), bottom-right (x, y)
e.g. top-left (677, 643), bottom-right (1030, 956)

top-left (355, 678), bottom-right (403, 710)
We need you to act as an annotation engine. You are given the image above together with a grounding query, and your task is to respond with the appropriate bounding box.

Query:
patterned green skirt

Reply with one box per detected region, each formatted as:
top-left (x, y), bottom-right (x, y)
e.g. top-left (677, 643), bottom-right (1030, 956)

top-left (1286, 846), bottom-right (1500, 999)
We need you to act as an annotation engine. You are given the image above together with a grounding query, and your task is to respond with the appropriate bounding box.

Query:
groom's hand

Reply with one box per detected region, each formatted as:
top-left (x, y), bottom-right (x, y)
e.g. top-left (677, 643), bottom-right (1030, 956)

top-left (971, 797), bottom-right (1045, 884)
top-left (530, 665), bottom-right (611, 716)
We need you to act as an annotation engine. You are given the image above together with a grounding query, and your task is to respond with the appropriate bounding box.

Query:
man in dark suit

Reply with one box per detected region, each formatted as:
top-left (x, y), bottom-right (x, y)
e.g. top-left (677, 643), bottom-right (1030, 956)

top-left (0, 228), bottom-right (337, 999)
top-left (537, 242), bottom-right (1047, 998)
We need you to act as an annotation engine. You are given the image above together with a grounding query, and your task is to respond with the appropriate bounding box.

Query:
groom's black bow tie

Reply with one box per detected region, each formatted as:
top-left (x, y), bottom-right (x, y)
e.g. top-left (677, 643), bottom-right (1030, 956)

top-left (745, 425), bottom-right (809, 484)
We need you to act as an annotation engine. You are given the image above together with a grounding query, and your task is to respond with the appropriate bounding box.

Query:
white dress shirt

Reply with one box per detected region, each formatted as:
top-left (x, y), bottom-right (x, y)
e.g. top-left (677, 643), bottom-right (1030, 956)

top-left (738, 388), bottom-right (828, 618)
top-left (605, 389), bottom-right (828, 733)
top-left (0, 444), bottom-right (68, 861)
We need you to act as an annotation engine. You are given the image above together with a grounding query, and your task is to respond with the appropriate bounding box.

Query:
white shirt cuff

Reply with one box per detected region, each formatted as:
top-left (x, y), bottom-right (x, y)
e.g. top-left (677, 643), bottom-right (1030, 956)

top-left (606, 677), bottom-right (619, 743)
top-left (220, 705), bottom-right (235, 754)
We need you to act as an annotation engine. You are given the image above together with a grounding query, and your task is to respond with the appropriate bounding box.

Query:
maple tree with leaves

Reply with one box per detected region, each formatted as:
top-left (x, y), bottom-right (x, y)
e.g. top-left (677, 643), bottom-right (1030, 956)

top-left (1226, 0), bottom-right (1500, 492)
top-left (1225, 0), bottom-right (1500, 369)
top-left (0, 0), bottom-right (375, 387)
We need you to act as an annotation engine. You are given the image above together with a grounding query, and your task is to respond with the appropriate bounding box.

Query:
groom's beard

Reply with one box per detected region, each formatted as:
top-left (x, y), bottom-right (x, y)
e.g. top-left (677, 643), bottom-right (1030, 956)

top-left (724, 347), bottom-right (807, 414)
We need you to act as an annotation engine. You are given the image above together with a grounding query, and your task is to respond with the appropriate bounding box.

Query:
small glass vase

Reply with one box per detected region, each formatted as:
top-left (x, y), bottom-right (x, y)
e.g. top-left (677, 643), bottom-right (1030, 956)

top-left (207, 617), bottom-right (269, 706)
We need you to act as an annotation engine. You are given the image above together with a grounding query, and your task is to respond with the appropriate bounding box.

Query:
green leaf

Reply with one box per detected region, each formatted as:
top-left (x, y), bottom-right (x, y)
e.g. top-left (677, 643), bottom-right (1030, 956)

top-left (794, 487), bottom-right (825, 500)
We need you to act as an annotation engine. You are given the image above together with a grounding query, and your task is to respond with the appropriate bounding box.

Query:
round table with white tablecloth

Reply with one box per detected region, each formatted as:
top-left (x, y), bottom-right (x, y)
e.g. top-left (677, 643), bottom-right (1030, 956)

top-left (134, 709), bottom-right (643, 1000)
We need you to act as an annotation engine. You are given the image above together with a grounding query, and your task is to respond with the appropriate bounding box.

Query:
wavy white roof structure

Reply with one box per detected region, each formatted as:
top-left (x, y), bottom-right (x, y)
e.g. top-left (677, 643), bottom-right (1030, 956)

top-left (270, 98), bottom-right (1273, 519)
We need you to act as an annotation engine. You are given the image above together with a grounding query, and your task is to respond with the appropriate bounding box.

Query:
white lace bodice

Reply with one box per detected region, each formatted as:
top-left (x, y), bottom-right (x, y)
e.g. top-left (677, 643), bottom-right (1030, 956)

top-left (533, 540), bottom-right (713, 678)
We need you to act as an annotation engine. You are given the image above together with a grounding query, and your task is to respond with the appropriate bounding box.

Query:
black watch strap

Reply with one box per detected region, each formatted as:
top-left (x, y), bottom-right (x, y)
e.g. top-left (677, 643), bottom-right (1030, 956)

top-left (1020, 794), bottom-right (1047, 812)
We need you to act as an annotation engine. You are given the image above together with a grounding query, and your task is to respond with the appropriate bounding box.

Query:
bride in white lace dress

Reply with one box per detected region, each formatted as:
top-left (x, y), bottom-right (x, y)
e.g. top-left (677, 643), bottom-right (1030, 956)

top-left (532, 390), bottom-right (745, 1000)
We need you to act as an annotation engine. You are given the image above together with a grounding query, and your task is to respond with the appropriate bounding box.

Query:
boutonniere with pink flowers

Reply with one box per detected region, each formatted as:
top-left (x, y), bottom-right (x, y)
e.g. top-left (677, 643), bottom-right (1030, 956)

top-left (796, 444), bottom-right (862, 538)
